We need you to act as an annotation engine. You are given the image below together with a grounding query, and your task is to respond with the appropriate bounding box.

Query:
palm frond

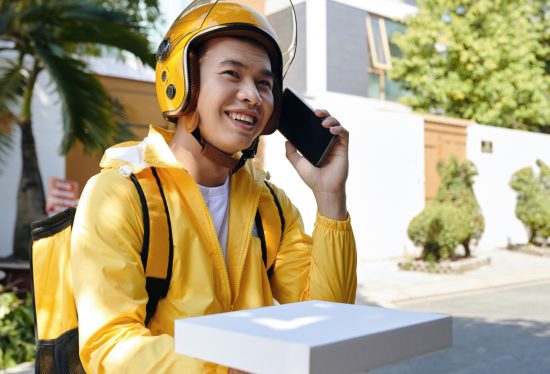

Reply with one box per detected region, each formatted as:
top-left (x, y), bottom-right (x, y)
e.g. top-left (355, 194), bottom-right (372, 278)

top-left (58, 21), bottom-right (155, 67)
top-left (0, 56), bottom-right (27, 118)
top-left (59, 4), bottom-right (154, 67)
top-left (110, 96), bottom-right (136, 143)
top-left (18, 2), bottom-right (154, 67)
top-left (0, 123), bottom-right (14, 173)
top-left (34, 42), bottom-right (118, 154)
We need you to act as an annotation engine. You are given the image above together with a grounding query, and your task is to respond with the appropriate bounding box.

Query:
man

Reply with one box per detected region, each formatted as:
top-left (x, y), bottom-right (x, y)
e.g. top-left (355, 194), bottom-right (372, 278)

top-left (71, 1), bottom-right (357, 372)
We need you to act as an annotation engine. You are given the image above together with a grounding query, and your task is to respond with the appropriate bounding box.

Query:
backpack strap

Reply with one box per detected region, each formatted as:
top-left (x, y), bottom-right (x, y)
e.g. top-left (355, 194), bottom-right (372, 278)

top-left (129, 167), bottom-right (173, 326)
top-left (257, 181), bottom-right (286, 276)
top-left (254, 209), bottom-right (268, 266)
top-left (264, 181), bottom-right (285, 235)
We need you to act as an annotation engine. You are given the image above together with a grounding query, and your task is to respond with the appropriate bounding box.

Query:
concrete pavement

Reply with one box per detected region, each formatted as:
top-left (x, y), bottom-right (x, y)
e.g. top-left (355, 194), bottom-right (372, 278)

top-left (371, 281), bottom-right (550, 373)
top-left (4, 247), bottom-right (550, 374)
top-left (355, 247), bottom-right (550, 307)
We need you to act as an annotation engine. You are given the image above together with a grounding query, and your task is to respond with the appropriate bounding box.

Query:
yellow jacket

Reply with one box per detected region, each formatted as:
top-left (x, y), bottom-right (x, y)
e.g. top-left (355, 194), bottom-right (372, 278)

top-left (71, 126), bottom-right (357, 373)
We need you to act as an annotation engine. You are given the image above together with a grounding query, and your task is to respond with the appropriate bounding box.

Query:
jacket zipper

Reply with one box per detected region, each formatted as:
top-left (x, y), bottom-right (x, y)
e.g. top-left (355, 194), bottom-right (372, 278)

top-left (232, 185), bottom-right (262, 307)
top-left (203, 201), bottom-right (233, 311)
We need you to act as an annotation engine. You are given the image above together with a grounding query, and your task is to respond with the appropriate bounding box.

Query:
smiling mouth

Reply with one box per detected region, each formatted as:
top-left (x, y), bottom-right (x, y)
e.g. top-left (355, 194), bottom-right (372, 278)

top-left (226, 111), bottom-right (258, 127)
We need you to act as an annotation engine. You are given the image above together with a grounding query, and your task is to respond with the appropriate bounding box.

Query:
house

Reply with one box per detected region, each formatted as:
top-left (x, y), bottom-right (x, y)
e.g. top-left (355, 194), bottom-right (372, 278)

top-left (2, 0), bottom-right (550, 261)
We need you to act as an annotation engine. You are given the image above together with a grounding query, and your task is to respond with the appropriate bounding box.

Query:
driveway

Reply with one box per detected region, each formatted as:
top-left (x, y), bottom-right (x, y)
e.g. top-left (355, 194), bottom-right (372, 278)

top-left (370, 281), bottom-right (550, 374)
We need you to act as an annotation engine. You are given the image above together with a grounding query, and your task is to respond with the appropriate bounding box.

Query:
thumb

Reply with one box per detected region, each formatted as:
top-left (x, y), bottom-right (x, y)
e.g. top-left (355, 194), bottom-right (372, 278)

top-left (285, 141), bottom-right (303, 168)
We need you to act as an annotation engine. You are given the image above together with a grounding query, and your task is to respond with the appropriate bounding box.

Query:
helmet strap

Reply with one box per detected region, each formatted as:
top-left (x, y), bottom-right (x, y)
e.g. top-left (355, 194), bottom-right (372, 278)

top-left (191, 128), bottom-right (258, 173)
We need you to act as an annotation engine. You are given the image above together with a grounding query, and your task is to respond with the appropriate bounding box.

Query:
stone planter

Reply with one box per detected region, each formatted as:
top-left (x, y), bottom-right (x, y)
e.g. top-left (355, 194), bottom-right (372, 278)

top-left (398, 256), bottom-right (491, 274)
top-left (507, 244), bottom-right (550, 258)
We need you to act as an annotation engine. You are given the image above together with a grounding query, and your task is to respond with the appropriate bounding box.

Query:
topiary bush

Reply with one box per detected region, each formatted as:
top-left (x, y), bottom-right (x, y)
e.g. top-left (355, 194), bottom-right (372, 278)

top-left (408, 157), bottom-right (484, 261)
top-left (509, 159), bottom-right (550, 246)
top-left (0, 289), bottom-right (36, 369)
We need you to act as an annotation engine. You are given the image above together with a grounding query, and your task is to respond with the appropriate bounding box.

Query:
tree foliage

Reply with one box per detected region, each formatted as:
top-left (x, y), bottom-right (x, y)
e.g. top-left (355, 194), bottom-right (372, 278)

top-left (0, 291), bottom-right (35, 369)
top-left (98, 0), bottom-right (160, 27)
top-left (0, 0), bottom-right (155, 154)
top-left (510, 159), bottom-right (550, 245)
top-left (0, 0), bottom-right (155, 260)
top-left (390, 0), bottom-right (550, 131)
top-left (408, 157), bottom-right (484, 261)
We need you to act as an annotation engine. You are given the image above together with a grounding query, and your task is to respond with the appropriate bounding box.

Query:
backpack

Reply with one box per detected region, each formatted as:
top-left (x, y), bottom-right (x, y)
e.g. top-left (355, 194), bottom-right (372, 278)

top-left (30, 167), bottom-right (284, 374)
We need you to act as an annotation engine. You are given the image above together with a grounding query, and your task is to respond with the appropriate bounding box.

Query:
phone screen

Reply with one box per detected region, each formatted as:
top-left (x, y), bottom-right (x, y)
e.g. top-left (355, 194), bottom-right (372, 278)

top-left (277, 88), bottom-right (337, 167)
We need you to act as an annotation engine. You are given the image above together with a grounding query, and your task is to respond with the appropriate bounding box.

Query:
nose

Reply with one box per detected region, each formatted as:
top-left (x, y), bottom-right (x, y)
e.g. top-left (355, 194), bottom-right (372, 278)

top-left (237, 79), bottom-right (263, 106)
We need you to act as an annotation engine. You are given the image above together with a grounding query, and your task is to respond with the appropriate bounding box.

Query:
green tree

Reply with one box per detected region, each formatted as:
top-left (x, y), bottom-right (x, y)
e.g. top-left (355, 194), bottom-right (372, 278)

top-left (510, 160), bottom-right (550, 245)
top-left (390, 0), bottom-right (550, 131)
top-left (408, 157), bottom-right (484, 261)
top-left (0, 0), bottom-right (154, 260)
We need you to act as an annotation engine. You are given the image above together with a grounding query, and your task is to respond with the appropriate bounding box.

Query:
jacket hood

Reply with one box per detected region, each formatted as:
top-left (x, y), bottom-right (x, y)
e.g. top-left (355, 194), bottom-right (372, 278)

top-left (99, 125), bottom-right (267, 182)
top-left (100, 125), bottom-right (183, 172)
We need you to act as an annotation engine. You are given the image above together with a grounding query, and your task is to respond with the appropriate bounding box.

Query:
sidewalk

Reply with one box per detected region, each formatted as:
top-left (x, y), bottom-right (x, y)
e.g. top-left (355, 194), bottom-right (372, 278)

top-left (356, 247), bottom-right (550, 307)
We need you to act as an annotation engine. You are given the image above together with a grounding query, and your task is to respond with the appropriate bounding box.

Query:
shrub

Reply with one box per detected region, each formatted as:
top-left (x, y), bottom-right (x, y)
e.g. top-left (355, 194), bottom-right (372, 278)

top-left (408, 157), bottom-right (484, 261)
top-left (0, 290), bottom-right (36, 369)
top-left (510, 160), bottom-right (550, 245)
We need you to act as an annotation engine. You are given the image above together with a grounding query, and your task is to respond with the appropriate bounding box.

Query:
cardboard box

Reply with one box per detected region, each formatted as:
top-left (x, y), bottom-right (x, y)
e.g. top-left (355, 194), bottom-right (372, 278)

top-left (175, 301), bottom-right (452, 373)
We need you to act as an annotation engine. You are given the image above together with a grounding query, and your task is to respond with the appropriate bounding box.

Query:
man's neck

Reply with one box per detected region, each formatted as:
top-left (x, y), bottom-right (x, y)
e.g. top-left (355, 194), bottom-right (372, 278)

top-left (169, 126), bottom-right (230, 187)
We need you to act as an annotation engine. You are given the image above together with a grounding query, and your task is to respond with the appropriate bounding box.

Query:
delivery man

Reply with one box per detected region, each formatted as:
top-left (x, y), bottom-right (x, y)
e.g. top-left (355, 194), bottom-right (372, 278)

top-left (71, 1), bottom-right (357, 372)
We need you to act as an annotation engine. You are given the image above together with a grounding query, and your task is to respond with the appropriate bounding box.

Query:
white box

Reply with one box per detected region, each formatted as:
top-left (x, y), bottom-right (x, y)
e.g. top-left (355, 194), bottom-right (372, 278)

top-left (175, 301), bottom-right (452, 374)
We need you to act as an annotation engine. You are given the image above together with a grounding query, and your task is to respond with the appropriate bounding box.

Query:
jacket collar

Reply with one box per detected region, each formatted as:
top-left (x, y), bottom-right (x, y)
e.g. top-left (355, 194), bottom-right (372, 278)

top-left (100, 125), bottom-right (182, 172)
top-left (100, 125), bottom-right (268, 183)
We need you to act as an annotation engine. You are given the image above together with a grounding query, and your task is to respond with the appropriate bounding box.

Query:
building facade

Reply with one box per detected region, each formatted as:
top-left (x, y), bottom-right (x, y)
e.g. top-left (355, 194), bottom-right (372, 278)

top-left (2, 0), bottom-right (550, 260)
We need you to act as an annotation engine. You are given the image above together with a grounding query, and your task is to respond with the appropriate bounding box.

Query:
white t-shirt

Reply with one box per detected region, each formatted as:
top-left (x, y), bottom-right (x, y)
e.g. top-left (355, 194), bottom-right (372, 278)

top-left (197, 177), bottom-right (230, 265)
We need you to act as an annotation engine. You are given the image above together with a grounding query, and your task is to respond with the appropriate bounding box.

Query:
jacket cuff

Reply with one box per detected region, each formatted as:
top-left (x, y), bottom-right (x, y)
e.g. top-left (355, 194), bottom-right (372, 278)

top-left (315, 212), bottom-right (351, 231)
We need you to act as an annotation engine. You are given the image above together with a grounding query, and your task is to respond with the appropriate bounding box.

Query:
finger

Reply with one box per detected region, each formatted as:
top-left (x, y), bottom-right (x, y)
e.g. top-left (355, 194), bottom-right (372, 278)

top-left (285, 141), bottom-right (305, 167)
top-left (329, 125), bottom-right (348, 136)
top-left (329, 125), bottom-right (349, 146)
top-left (321, 116), bottom-right (340, 128)
top-left (314, 108), bottom-right (330, 118)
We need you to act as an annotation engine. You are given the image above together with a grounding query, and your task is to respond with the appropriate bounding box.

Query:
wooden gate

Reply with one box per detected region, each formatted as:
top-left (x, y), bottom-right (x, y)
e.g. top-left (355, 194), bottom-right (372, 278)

top-left (423, 114), bottom-right (472, 202)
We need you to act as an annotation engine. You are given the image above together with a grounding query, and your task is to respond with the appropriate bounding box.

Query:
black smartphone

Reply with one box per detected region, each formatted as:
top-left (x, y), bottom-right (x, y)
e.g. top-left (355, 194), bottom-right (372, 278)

top-left (277, 88), bottom-right (338, 167)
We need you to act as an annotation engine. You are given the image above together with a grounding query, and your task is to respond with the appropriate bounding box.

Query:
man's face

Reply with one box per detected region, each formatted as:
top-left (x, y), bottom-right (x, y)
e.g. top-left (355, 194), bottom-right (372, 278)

top-left (195, 37), bottom-right (275, 154)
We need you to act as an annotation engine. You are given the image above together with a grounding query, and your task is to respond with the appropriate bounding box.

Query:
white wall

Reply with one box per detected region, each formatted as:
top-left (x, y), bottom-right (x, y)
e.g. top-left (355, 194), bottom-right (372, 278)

top-left (467, 124), bottom-right (550, 251)
top-left (0, 73), bottom-right (64, 257)
top-left (263, 92), bottom-right (425, 260)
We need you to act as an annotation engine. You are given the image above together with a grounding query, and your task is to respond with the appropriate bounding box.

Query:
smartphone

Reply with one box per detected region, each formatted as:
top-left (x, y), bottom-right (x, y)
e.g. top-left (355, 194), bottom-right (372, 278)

top-left (277, 88), bottom-right (338, 167)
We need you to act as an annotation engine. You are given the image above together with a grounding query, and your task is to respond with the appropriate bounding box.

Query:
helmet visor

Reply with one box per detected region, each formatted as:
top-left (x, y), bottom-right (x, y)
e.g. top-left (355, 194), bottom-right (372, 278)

top-left (175, 0), bottom-right (297, 77)
top-left (264, 0), bottom-right (297, 77)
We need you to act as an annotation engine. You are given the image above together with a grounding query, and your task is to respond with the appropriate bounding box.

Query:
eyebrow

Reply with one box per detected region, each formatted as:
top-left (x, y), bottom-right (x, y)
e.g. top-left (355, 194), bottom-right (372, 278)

top-left (219, 59), bottom-right (274, 79)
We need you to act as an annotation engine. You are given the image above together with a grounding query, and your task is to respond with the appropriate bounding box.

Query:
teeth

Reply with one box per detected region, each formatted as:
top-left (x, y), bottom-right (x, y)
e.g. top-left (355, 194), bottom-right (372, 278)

top-left (230, 113), bottom-right (254, 124)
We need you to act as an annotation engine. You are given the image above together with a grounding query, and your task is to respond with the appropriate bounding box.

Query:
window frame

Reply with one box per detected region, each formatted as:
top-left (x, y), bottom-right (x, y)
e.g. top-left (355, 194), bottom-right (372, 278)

top-left (365, 14), bottom-right (393, 70)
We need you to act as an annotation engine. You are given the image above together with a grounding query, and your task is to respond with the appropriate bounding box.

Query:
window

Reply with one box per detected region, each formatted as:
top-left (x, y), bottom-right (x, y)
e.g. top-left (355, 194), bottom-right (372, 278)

top-left (366, 15), bottom-right (392, 69)
top-left (365, 15), bottom-right (407, 101)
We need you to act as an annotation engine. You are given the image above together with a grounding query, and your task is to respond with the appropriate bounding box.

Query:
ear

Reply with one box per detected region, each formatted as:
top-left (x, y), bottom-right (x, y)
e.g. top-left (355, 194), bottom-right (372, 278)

top-left (182, 48), bottom-right (201, 117)
top-left (181, 111), bottom-right (200, 132)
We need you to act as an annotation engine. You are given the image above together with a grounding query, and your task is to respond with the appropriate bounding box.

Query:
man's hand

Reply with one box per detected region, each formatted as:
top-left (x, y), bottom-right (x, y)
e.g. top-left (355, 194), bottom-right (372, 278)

top-left (285, 109), bottom-right (349, 220)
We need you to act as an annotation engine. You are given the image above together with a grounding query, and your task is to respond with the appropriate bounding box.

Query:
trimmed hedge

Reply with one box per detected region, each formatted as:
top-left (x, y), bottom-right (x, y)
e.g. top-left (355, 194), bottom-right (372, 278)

top-left (510, 159), bottom-right (550, 245)
top-left (408, 157), bottom-right (484, 261)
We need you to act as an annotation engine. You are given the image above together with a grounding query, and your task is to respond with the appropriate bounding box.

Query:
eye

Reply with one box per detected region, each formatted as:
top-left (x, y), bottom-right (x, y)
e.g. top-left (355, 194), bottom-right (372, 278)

top-left (258, 80), bottom-right (273, 89)
top-left (222, 70), bottom-right (240, 79)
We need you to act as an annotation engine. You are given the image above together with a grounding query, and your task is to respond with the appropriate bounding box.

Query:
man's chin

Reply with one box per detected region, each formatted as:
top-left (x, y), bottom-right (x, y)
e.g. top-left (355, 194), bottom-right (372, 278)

top-left (220, 136), bottom-right (258, 154)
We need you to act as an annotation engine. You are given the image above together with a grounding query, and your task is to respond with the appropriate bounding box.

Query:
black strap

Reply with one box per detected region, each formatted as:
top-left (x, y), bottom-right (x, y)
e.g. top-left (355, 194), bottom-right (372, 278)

top-left (31, 207), bottom-right (76, 240)
top-left (130, 168), bottom-right (174, 327)
top-left (258, 181), bottom-right (286, 277)
top-left (129, 174), bottom-right (150, 269)
top-left (255, 209), bottom-right (267, 267)
top-left (145, 168), bottom-right (174, 326)
top-left (151, 168), bottom-right (174, 288)
top-left (264, 181), bottom-right (285, 235)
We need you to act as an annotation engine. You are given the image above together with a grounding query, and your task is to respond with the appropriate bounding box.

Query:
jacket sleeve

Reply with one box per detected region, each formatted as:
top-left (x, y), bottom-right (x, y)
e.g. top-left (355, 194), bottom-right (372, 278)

top-left (71, 170), bottom-right (209, 373)
top-left (267, 184), bottom-right (357, 305)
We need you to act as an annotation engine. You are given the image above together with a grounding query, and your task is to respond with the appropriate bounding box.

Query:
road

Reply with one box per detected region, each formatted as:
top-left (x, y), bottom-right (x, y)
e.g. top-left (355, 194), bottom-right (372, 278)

top-left (371, 281), bottom-right (550, 374)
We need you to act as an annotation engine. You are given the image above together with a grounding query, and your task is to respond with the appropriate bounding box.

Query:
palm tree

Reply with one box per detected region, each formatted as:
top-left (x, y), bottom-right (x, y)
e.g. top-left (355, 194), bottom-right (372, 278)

top-left (0, 0), bottom-right (155, 260)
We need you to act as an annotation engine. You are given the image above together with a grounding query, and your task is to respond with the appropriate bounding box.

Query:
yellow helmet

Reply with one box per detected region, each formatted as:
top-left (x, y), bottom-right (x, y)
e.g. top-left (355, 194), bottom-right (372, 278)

top-left (155, 0), bottom-right (295, 135)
